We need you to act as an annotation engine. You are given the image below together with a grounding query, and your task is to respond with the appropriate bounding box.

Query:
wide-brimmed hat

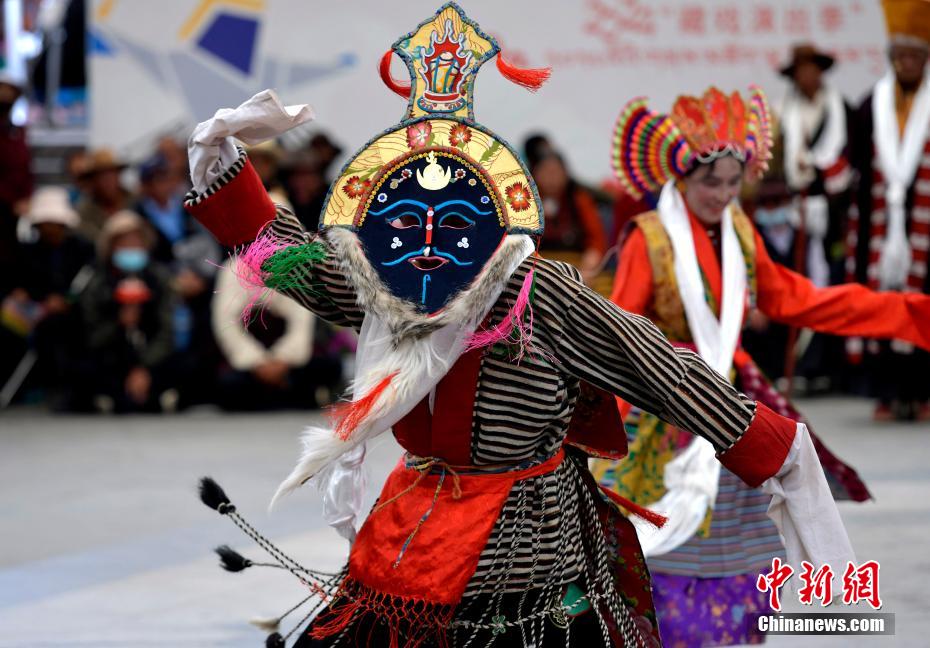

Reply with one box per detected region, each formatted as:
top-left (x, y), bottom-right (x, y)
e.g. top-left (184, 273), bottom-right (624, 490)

top-left (26, 187), bottom-right (79, 228)
top-left (779, 44), bottom-right (835, 78)
top-left (79, 148), bottom-right (129, 178)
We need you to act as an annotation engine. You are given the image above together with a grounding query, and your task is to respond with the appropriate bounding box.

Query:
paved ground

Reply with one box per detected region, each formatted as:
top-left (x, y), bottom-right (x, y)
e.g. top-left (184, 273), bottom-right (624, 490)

top-left (1, 397), bottom-right (927, 647)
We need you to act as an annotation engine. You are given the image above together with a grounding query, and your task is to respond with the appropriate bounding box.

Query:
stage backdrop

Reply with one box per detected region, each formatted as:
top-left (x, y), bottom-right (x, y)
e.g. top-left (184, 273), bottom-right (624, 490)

top-left (89, 0), bottom-right (887, 183)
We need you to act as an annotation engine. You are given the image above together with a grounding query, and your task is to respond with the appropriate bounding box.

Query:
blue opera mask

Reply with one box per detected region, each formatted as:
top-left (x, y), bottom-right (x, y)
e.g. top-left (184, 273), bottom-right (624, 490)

top-left (356, 150), bottom-right (505, 314)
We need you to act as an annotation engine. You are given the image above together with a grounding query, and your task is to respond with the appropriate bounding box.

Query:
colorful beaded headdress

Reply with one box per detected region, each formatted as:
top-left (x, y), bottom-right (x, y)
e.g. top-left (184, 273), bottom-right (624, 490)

top-left (612, 86), bottom-right (774, 199)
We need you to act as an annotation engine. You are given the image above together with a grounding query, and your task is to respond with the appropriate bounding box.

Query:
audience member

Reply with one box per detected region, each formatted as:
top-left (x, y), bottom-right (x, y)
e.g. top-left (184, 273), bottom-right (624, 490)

top-left (282, 149), bottom-right (327, 230)
top-left (75, 148), bottom-right (131, 240)
top-left (531, 151), bottom-right (607, 285)
top-left (777, 43), bottom-right (853, 288)
top-left (211, 258), bottom-right (342, 410)
top-left (134, 152), bottom-right (222, 405)
top-left (78, 211), bottom-right (177, 412)
top-left (11, 188), bottom-right (95, 408)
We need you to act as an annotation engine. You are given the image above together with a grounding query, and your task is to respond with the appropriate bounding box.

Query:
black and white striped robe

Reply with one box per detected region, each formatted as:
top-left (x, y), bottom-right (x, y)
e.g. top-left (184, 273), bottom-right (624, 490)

top-left (187, 154), bottom-right (790, 647)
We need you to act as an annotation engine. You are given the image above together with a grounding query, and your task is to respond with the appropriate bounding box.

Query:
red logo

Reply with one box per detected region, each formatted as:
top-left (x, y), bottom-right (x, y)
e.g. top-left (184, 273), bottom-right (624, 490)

top-left (842, 560), bottom-right (882, 610)
top-left (756, 557), bottom-right (794, 612)
top-left (757, 559), bottom-right (883, 611)
top-left (798, 561), bottom-right (834, 606)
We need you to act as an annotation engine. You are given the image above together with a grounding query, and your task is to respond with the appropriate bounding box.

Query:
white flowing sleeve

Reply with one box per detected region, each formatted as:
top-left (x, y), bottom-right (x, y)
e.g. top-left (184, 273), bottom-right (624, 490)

top-left (762, 423), bottom-right (857, 589)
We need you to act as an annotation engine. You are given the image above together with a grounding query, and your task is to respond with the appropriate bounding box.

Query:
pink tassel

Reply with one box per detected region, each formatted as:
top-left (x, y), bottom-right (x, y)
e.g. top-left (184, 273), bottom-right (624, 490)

top-left (465, 268), bottom-right (538, 361)
top-left (233, 226), bottom-right (286, 326)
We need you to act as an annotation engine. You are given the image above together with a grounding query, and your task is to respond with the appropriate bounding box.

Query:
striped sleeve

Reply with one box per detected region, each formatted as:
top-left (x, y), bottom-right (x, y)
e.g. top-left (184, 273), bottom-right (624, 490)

top-left (549, 284), bottom-right (756, 453)
top-left (184, 148), bottom-right (364, 330)
top-left (256, 209), bottom-right (365, 330)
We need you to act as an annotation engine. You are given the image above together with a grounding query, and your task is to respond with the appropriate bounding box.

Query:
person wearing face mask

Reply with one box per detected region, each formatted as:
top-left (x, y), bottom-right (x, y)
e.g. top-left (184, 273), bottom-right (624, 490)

top-left (593, 86), bottom-right (930, 647)
top-left (78, 210), bottom-right (177, 412)
top-left (848, 0), bottom-right (930, 421)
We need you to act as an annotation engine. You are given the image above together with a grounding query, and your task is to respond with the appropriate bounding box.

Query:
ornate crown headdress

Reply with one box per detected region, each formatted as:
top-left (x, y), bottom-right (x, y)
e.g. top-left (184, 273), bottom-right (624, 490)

top-left (319, 1), bottom-right (551, 235)
top-left (611, 86), bottom-right (774, 199)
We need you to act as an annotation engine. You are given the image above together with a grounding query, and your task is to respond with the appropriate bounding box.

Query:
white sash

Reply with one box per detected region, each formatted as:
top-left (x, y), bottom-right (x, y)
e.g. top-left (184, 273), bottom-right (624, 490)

top-left (782, 85), bottom-right (847, 191)
top-left (633, 183), bottom-right (747, 556)
top-left (872, 71), bottom-right (930, 288)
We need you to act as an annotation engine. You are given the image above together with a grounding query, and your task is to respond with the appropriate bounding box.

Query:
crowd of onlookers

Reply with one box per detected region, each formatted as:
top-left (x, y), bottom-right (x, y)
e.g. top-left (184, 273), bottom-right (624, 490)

top-left (1, 72), bottom-right (354, 412)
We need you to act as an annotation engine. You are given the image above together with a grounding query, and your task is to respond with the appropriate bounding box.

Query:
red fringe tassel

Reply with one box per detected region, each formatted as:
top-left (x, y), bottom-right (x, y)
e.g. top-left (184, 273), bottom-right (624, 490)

top-left (599, 485), bottom-right (669, 529)
top-left (379, 50), bottom-right (411, 99)
top-left (331, 372), bottom-right (398, 441)
top-left (311, 578), bottom-right (454, 648)
top-left (495, 50), bottom-right (551, 92)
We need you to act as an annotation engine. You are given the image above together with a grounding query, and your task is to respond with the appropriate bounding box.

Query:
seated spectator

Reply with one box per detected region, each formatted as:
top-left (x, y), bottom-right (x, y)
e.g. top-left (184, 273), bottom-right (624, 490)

top-left (0, 74), bottom-right (33, 386)
top-left (7, 188), bottom-right (95, 408)
top-left (247, 140), bottom-right (292, 208)
top-left (65, 149), bottom-right (92, 206)
top-left (308, 132), bottom-right (343, 178)
top-left (282, 149), bottom-right (327, 230)
top-left (78, 211), bottom-right (177, 412)
top-left (75, 148), bottom-right (130, 240)
top-left (211, 258), bottom-right (342, 410)
top-left (155, 135), bottom-right (191, 193)
top-left (531, 151), bottom-right (608, 286)
top-left (135, 152), bottom-right (222, 406)
top-left (522, 132), bottom-right (556, 169)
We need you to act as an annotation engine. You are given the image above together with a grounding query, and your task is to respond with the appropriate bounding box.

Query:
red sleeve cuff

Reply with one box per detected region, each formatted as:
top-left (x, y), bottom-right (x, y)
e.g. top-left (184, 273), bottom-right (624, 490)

top-left (185, 157), bottom-right (278, 247)
top-left (717, 402), bottom-right (796, 487)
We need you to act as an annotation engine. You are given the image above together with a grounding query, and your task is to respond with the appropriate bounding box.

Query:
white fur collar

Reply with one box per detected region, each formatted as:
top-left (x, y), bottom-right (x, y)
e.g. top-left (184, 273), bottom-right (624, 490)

top-left (326, 228), bottom-right (533, 342)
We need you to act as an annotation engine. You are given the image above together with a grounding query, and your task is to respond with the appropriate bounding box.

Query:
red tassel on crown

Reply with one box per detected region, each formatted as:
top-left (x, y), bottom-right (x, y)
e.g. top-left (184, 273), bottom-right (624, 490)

top-left (379, 50), bottom-right (412, 99)
top-left (495, 50), bottom-right (551, 92)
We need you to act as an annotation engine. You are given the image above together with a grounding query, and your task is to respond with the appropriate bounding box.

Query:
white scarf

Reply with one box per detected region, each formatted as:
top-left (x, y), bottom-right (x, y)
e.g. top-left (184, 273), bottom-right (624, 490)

top-left (781, 85), bottom-right (847, 192)
top-left (872, 70), bottom-right (930, 289)
top-left (632, 182), bottom-right (747, 556)
top-left (272, 232), bottom-right (535, 541)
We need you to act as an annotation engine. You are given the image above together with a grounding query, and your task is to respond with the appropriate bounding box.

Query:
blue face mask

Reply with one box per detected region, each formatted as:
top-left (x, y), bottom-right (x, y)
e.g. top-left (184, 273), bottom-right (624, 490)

top-left (754, 206), bottom-right (795, 228)
top-left (112, 247), bottom-right (150, 273)
top-left (356, 150), bottom-right (505, 314)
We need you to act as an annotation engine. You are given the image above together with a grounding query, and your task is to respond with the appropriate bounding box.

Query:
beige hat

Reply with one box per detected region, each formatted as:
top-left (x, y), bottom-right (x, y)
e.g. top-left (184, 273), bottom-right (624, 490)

top-left (27, 187), bottom-right (79, 228)
top-left (79, 148), bottom-right (129, 178)
top-left (97, 209), bottom-right (155, 259)
top-left (246, 138), bottom-right (285, 163)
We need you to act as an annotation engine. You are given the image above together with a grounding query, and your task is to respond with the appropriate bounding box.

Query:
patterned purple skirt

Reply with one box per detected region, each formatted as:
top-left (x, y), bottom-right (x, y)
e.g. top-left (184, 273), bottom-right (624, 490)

top-left (649, 573), bottom-right (768, 647)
